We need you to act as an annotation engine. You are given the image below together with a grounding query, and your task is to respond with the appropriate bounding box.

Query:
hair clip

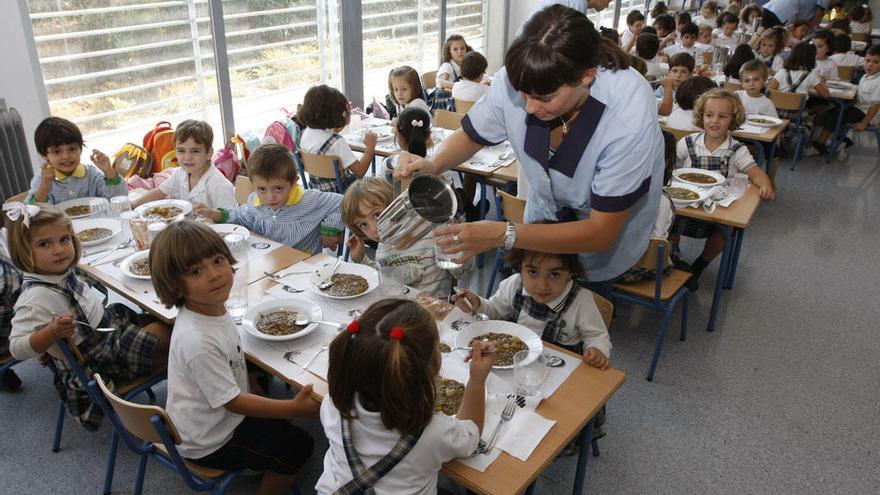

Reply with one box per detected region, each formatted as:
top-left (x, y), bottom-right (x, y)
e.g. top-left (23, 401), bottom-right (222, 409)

top-left (389, 326), bottom-right (405, 341)
top-left (347, 320), bottom-right (360, 334)
top-left (2, 202), bottom-right (40, 228)
top-left (411, 119), bottom-right (424, 128)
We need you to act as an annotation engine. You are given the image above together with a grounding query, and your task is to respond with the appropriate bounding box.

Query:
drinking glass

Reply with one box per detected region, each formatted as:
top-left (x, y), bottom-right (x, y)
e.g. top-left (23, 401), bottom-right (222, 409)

top-left (119, 210), bottom-right (137, 240)
top-left (513, 350), bottom-right (550, 398)
top-left (88, 198), bottom-right (109, 218)
top-left (377, 263), bottom-right (408, 297)
top-left (433, 220), bottom-right (464, 271)
top-left (224, 233), bottom-right (249, 323)
top-left (109, 195), bottom-right (131, 215)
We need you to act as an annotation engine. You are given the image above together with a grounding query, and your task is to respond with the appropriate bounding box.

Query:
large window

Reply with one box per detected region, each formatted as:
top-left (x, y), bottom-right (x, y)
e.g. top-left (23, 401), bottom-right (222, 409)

top-left (27, 0), bottom-right (488, 151)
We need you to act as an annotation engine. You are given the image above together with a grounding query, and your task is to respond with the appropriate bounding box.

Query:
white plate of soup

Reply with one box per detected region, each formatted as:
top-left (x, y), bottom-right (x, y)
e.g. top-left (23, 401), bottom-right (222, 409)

top-left (241, 298), bottom-right (323, 342)
top-left (120, 250), bottom-right (152, 280)
top-left (134, 199), bottom-right (191, 221)
top-left (58, 197), bottom-right (108, 219)
top-left (455, 320), bottom-right (544, 370)
top-left (664, 183), bottom-right (707, 206)
top-left (745, 114), bottom-right (783, 128)
top-left (309, 262), bottom-right (378, 300)
top-left (72, 218), bottom-right (120, 246)
top-left (672, 168), bottom-right (725, 188)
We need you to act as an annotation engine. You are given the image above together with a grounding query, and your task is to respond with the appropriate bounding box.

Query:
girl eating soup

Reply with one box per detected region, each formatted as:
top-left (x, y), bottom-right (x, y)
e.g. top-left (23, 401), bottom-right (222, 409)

top-left (316, 299), bottom-right (494, 495)
top-left (671, 89), bottom-right (775, 288)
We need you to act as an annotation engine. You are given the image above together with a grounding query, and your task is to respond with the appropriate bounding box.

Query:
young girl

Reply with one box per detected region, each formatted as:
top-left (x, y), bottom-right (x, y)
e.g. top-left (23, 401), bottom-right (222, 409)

top-left (0, 227), bottom-right (23, 392)
top-left (849, 5), bottom-right (873, 35)
top-left (385, 66), bottom-right (431, 120)
top-left (739, 4), bottom-right (762, 34)
top-left (768, 43), bottom-right (829, 96)
top-left (786, 20), bottom-right (810, 48)
top-left (753, 27), bottom-right (785, 74)
top-left (694, 1), bottom-right (718, 28)
top-left (6, 204), bottom-right (170, 429)
top-left (150, 221), bottom-right (317, 494)
top-left (723, 44), bottom-right (756, 84)
top-left (342, 177), bottom-right (458, 298)
top-left (453, 247), bottom-right (611, 369)
top-left (316, 299), bottom-right (493, 494)
top-left (298, 84), bottom-right (376, 193)
top-left (670, 89), bottom-right (775, 287)
top-left (813, 29), bottom-right (841, 80)
top-left (433, 34), bottom-right (471, 110)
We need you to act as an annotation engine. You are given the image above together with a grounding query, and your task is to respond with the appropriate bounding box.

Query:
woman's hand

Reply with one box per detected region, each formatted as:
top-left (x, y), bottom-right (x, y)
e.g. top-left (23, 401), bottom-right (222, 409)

top-left (451, 288), bottom-right (481, 312)
top-left (434, 220), bottom-right (506, 263)
top-left (346, 235), bottom-right (365, 262)
top-left (583, 347), bottom-right (609, 370)
top-left (395, 151), bottom-right (442, 177)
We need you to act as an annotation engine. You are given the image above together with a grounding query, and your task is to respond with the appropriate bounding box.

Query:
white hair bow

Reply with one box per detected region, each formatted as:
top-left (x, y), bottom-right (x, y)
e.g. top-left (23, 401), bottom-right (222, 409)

top-left (3, 202), bottom-right (40, 228)
top-left (411, 119), bottom-right (424, 128)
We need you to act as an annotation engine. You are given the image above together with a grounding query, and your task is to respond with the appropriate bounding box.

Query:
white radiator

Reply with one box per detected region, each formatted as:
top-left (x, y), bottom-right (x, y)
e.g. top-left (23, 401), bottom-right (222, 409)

top-left (0, 99), bottom-right (34, 203)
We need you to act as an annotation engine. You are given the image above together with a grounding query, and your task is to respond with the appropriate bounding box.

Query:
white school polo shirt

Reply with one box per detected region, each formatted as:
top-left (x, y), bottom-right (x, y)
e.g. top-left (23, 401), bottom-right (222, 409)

top-left (462, 67), bottom-right (664, 281)
top-left (158, 165), bottom-right (237, 209)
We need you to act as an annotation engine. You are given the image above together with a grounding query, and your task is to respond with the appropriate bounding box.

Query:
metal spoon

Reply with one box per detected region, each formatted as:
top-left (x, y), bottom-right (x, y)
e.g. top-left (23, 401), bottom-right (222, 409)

top-left (51, 312), bottom-right (115, 333)
top-left (452, 287), bottom-right (490, 321)
top-left (293, 316), bottom-right (344, 328)
top-left (88, 237), bottom-right (133, 266)
top-left (449, 346), bottom-right (496, 354)
top-left (317, 258), bottom-right (343, 290)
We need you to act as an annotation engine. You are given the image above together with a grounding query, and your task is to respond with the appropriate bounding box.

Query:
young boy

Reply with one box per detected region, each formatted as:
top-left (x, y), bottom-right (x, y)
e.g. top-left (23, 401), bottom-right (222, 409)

top-left (695, 24), bottom-right (715, 53)
top-left (713, 13), bottom-right (739, 49)
top-left (195, 143), bottom-right (344, 254)
top-left (658, 53), bottom-right (695, 116)
top-left (131, 120), bottom-right (236, 209)
top-left (621, 9), bottom-right (645, 53)
top-left (830, 33), bottom-right (864, 69)
top-left (654, 14), bottom-right (677, 51)
top-left (735, 60), bottom-right (779, 117)
top-left (814, 46), bottom-right (880, 157)
top-left (27, 117), bottom-right (127, 204)
top-left (663, 23), bottom-right (704, 60)
top-left (150, 221), bottom-right (317, 495)
top-left (637, 33), bottom-right (666, 78)
top-left (451, 51), bottom-right (489, 101)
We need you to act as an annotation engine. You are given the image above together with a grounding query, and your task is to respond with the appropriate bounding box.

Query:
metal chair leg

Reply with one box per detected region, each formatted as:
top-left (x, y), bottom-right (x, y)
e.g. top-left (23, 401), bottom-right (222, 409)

top-left (103, 430), bottom-right (120, 494)
top-left (134, 453), bottom-right (149, 495)
top-left (591, 438), bottom-right (601, 457)
top-left (52, 400), bottom-right (65, 452)
top-left (647, 302), bottom-right (675, 381)
top-left (680, 291), bottom-right (689, 341)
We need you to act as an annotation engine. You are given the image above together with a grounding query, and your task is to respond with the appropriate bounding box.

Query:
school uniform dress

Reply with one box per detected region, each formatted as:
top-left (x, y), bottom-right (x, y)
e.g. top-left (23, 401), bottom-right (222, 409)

top-left (300, 127), bottom-right (360, 192)
top-left (618, 192), bottom-right (676, 283)
top-left (434, 61), bottom-right (462, 111)
top-left (735, 90), bottom-right (780, 118)
top-left (476, 274), bottom-right (611, 356)
top-left (316, 396), bottom-right (479, 495)
top-left (754, 52), bottom-right (785, 74)
top-left (10, 270), bottom-right (158, 430)
top-left (221, 184), bottom-right (344, 255)
top-left (387, 97), bottom-right (432, 120)
top-left (666, 107), bottom-right (699, 131)
top-left (158, 165), bottom-right (237, 209)
top-left (0, 243), bottom-right (22, 356)
top-left (462, 66), bottom-right (664, 284)
top-left (27, 163), bottom-right (128, 204)
top-left (167, 307), bottom-right (313, 472)
top-left (672, 132), bottom-right (756, 238)
top-left (451, 80), bottom-right (488, 102)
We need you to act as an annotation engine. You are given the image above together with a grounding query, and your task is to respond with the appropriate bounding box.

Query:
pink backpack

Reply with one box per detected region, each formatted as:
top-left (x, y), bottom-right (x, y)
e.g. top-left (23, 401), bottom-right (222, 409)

top-left (262, 119), bottom-right (297, 153)
top-left (213, 136), bottom-right (248, 182)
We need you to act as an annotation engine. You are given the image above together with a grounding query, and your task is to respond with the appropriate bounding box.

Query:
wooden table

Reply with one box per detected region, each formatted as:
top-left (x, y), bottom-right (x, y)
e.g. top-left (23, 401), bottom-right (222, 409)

top-left (676, 186), bottom-right (761, 331)
top-left (243, 269), bottom-right (626, 494)
top-left (78, 238), bottom-right (311, 325)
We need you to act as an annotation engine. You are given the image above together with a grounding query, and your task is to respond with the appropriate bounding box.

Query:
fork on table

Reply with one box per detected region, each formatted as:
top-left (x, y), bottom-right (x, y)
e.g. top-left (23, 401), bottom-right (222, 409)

top-left (477, 395), bottom-right (518, 455)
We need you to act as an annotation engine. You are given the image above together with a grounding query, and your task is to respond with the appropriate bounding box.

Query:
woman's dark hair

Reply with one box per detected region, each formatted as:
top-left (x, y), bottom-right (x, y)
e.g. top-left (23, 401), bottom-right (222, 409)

top-left (833, 32), bottom-right (852, 54)
top-left (395, 107), bottom-right (431, 157)
top-left (653, 14), bottom-right (676, 37)
top-left (298, 84), bottom-right (349, 129)
top-left (675, 76), bottom-right (716, 110)
top-left (626, 10), bottom-right (645, 26)
top-left (637, 33), bottom-right (660, 59)
top-left (460, 51), bottom-right (488, 80)
top-left (661, 130), bottom-right (676, 184)
top-left (505, 4), bottom-right (629, 95)
top-left (34, 117), bottom-right (84, 155)
top-left (327, 299), bottom-right (440, 436)
top-left (723, 44), bottom-right (756, 79)
top-left (784, 42), bottom-right (817, 71)
top-left (442, 34), bottom-right (472, 63)
top-left (813, 29), bottom-right (837, 53)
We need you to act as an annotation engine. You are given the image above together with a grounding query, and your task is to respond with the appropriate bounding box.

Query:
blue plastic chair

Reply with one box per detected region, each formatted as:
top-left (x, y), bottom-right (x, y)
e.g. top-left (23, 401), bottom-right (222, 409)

top-left (87, 374), bottom-right (242, 495)
top-left (611, 239), bottom-right (690, 381)
top-left (54, 339), bottom-right (165, 494)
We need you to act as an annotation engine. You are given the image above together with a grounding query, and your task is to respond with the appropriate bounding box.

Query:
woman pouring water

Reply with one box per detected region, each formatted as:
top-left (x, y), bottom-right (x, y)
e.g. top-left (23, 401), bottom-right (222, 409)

top-left (398, 4), bottom-right (665, 297)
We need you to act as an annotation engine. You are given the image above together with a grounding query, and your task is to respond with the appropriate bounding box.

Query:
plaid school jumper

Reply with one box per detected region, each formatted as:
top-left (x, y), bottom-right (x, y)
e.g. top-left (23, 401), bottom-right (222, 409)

top-left (332, 418), bottom-right (420, 495)
top-left (309, 134), bottom-right (358, 193)
top-left (776, 71), bottom-right (810, 121)
top-left (511, 279), bottom-right (583, 354)
top-left (672, 133), bottom-right (743, 239)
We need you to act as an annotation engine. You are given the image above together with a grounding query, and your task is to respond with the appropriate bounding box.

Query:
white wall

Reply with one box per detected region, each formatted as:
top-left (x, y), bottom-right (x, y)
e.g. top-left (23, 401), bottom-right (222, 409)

top-left (507, 0), bottom-right (543, 44)
top-left (0, 0), bottom-right (50, 171)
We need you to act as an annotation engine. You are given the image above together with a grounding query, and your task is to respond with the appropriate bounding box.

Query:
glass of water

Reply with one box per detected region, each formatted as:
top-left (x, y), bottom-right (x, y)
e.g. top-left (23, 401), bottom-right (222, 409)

top-left (513, 350), bottom-right (550, 398)
top-left (223, 233), bottom-right (249, 323)
top-left (433, 220), bottom-right (464, 271)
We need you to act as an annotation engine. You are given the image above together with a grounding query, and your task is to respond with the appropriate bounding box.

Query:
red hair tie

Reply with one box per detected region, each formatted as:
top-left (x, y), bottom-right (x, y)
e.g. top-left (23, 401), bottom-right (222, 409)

top-left (389, 326), bottom-right (405, 341)
top-left (347, 320), bottom-right (360, 334)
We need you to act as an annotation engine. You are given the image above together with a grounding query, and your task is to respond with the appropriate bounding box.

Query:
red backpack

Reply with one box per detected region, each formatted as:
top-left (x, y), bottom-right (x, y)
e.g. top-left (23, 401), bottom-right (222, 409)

top-left (142, 121), bottom-right (177, 174)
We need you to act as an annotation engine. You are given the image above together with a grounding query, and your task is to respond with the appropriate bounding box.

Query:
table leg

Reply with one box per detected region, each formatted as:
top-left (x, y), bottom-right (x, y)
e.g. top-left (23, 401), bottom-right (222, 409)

top-left (707, 225), bottom-right (732, 332)
top-left (725, 227), bottom-right (745, 290)
top-left (572, 417), bottom-right (596, 495)
top-left (767, 140), bottom-right (778, 177)
top-left (827, 99), bottom-right (846, 163)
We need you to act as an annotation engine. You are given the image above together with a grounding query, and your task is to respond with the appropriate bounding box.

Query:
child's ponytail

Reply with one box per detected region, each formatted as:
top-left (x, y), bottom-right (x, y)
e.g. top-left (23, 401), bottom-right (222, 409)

top-left (396, 107), bottom-right (431, 158)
